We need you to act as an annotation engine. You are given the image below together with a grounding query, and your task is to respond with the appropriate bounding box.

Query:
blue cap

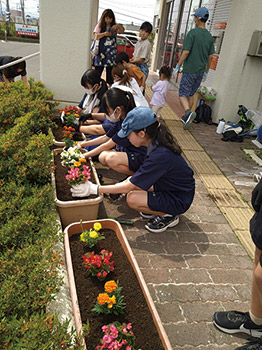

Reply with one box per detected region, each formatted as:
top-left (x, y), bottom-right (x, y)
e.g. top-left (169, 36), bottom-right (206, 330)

top-left (118, 106), bottom-right (157, 138)
top-left (191, 7), bottom-right (209, 19)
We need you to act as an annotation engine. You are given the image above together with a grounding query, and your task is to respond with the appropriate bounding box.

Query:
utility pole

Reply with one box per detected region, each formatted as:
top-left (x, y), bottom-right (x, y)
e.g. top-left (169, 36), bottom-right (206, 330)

top-left (6, 0), bottom-right (9, 12)
top-left (20, 0), bottom-right (25, 23)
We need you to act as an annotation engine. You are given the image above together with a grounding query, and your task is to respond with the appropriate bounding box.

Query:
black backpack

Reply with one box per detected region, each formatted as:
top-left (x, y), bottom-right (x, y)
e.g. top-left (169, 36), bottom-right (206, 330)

top-left (194, 104), bottom-right (212, 124)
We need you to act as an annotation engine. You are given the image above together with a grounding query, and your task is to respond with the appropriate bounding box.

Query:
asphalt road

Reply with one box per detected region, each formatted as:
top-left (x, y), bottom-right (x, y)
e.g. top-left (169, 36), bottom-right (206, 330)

top-left (0, 40), bottom-right (40, 81)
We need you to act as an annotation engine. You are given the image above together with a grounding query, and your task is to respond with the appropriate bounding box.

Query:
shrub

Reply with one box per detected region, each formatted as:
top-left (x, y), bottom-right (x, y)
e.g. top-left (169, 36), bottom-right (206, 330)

top-left (0, 313), bottom-right (83, 349)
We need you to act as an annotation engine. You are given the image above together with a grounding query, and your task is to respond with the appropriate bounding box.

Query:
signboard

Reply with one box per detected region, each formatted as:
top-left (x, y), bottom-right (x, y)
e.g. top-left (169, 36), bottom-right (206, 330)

top-left (15, 24), bottom-right (38, 37)
top-left (210, 54), bottom-right (219, 70)
top-left (214, 22), bottom-right (227, 30)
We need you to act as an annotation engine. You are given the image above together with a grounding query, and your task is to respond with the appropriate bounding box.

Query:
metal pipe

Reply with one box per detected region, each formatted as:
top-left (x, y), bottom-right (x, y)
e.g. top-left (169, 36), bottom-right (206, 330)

top-left (0, 52), bottom-right (40, 70)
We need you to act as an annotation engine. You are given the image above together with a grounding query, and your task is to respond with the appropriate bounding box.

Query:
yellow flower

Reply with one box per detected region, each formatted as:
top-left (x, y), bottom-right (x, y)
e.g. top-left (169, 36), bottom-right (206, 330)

top-left (89, 230), bottom-right (98, 239)
top-left (93, 222), bottom-right (102, 231)
top-left (104, 280), bottom-right (118, 293)
top-left (97, 293), bottom-right (110, 305)
top-left (109, 295), bottom-right (116, 304)
top-left (74, 161), bottom-right (81, 167)
top-left (80, 158), bottom-right (86, 163)
top-left (80, 232), bottom-right (87, 242)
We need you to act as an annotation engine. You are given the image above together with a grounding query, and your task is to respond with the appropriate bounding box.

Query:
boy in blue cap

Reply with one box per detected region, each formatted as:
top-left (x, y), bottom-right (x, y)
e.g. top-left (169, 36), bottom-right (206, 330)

top-left (71, 106), bottom-right (195, 233)
top-left (173, 7), bottom-right (214, 130)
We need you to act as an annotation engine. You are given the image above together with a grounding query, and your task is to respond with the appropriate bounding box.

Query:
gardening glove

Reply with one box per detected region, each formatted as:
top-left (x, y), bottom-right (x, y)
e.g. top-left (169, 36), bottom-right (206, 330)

top-left (68, 120), bottom-right (80, 132)
top-left (60, 111), bottom-right (65, 125)
top-left (202, 71), bottom-right (208, 83)
top-left (251, 179), bottom-right (262, 212)
top-left (173, 64), bottom-right (180, 76)
top-left (79, 112), bottom-right (92, 124)
top-left (70, 181), bottom-right (98, 197)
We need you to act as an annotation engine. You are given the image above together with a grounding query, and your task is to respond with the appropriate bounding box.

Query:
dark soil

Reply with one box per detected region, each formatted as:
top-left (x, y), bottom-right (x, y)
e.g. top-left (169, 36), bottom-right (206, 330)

top-left (54, 154), bottom-right (97, 201)
top-left (51, 118), bottom-right (84, 142)
top-left (69, 229), bottom-right (164, 350)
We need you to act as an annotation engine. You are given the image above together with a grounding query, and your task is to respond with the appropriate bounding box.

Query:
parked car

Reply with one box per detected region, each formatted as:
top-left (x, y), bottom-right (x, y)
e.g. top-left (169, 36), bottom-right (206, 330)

top-left (164, 41), bottom-right (183, 66)
top-left (116, 34), bottom-right (135, 59)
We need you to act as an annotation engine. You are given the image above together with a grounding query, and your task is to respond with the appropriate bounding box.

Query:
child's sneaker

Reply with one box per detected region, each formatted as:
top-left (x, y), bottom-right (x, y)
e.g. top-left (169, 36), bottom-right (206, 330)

top-left (181, 110), bottom-right (196, 130)
top-left (236, 339), bottom-right (262, 350)
top-left (139, 212), bottom-right (155, 219)
top-left (213, 311), bottom-right (262, 338)
top-left (145, 215), bottom-right (179, 233)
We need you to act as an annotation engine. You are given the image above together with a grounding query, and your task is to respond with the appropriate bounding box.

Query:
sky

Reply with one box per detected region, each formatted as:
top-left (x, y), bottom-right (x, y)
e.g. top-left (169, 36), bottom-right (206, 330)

top-left (1, 0), bottom-right (156, 24)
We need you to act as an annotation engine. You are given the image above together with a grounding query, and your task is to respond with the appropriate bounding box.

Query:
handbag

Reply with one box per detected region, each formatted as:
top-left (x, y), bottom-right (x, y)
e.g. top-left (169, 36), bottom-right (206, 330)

top-left (90, 36), bottom-right (99, 57)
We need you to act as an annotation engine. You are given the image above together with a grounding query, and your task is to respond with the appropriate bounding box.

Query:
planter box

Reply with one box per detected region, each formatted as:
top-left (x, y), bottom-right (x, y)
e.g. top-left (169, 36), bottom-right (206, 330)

top-left (64, 219), bottom-right (172, 350)
top-left (50, 127), bottom-right (86, 148)
top-left (52, 149), bottom-right (103, 228)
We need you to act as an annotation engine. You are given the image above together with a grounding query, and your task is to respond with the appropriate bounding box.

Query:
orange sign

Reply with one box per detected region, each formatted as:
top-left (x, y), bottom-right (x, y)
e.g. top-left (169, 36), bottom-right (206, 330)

top-left (214, 22), bottom-right (227, 30)
top-left (210, 54), bottom-right (219, 70)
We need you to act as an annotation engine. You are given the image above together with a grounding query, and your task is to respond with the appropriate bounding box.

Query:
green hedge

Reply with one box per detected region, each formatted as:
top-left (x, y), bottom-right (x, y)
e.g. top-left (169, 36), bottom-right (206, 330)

top-left (0, 80), bottom-right (83, 349)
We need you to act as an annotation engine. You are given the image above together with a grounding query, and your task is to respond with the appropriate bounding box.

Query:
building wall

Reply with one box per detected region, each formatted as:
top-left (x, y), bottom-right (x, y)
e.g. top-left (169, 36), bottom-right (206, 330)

top-left (39, 0), bottom-right (98, 103)
top-left (211, 0), bottom-right (262, 122)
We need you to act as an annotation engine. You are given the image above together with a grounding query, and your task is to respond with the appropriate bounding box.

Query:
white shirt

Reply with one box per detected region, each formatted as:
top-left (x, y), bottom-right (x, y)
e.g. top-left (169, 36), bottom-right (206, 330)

top-left (112, 78), bottom-right (149, 107)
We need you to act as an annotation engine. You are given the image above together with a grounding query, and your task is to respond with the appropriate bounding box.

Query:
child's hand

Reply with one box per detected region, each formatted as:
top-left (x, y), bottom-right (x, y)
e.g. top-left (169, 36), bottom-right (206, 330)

top-left (104, 31), bottom-right (112, 36)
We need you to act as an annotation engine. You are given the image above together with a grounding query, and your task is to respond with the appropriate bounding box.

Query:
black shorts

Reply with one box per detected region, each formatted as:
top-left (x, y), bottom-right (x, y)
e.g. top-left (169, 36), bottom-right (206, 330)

top-left (250, 205), bottom-right (262, 251)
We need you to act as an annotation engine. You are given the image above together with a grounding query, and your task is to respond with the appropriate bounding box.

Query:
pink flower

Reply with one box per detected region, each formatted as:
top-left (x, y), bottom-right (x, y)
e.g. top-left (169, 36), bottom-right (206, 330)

top-left (102, 325), bottom-right (110, 333)
top-left (108, 340), bottom-right (120, 350)
top-left (126, 346), bottom-right (131, 350)
top-left (127, 323), bottom-right (132, 330)
top-left (122, 328), bottom-right (128, 333)
top-left (110, 324), bottom-right (117, 333)
top-left (103, 334), bottom-right (113, 344)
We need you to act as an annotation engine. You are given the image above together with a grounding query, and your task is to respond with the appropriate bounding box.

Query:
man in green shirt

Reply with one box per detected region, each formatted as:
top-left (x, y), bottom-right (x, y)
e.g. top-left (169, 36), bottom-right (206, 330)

top-left (173, 7), bottom-right (214, 129)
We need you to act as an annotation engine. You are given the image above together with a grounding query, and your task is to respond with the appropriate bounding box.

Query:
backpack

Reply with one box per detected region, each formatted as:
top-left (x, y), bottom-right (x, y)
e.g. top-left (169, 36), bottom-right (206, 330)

top-left (194, 104), bottom-right (212, 124)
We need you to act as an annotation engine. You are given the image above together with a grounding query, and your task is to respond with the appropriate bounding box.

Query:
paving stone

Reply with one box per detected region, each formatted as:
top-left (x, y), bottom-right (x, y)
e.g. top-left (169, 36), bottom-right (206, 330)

top-left (164, 241), bottom-right (200, 255)
top-left (208, 268), bottom-right (252, 284)
top-left (208, 188), bottom-right (249, 208)
top-left (197, 243), bottom-right (247, 256)
top-left (134, 254), bottom-right (152, 269)
top-left (181, 301), bottom-right (222, 322)
top-left (149, 254), bottom-right (187, 269)
top-left (140, 267), bottom-right (171, 284)
top-left (218, 254), bottom-right (253, 270)
top-left (155, 284), bottom-right (200, 303)
top-left (233, 284), bottom-right (252, 301)
top-left (169, 268), bottom-right (212, 284)
top-left (156, 301), bottom-right (185, 323)
top-left (165, 321), bottom-right (214, 347)
top-left (196, 285), bottom-right (239, 301)
top-left (190, 160), bottom-right (222, 175)
top-left (183, 150), bottom-right (211, 162)
top-left (185, 255), bottom-right (224, 269)
top-left (187, 222), bottom-right (233, 234)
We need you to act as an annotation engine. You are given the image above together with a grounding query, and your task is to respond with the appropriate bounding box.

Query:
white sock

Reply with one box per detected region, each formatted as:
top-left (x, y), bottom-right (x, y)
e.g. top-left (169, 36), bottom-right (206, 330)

top-left (163, 214), bottom-right (172, 217)
top-left (249, 311), bottom-right (262, 326)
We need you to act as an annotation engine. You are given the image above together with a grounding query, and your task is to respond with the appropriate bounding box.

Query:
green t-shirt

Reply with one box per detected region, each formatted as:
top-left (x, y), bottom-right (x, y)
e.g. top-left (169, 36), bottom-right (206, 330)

top-left (182, 27), bottom-right (215, 74)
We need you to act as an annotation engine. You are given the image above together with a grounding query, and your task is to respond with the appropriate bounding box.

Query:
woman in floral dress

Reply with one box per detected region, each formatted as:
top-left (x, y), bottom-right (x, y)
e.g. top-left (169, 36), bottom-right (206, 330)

top-left (93, 9), bottom-right (124, 85)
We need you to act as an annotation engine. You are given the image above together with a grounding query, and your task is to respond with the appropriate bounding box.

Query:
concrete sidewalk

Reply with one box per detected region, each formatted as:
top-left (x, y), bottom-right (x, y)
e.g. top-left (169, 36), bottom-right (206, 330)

top-left (95, 71), bottom-right (262, 349)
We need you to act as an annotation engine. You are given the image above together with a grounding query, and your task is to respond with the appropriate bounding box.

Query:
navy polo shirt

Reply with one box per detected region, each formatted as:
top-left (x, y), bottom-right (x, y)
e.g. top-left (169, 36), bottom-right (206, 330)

top-left (106, 120), bottom-right (146, 154)
top-left (130, 144), bottom-right (195, 215)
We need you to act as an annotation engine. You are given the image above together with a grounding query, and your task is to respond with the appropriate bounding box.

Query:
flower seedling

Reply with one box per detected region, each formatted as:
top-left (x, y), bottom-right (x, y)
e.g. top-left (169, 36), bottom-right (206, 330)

top-left (80, 221), bottom-right (105, 248)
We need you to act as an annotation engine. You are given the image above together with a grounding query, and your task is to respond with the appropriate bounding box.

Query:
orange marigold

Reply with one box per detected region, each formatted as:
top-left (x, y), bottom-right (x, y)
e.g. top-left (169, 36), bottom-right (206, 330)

top-left (97, 293), bottom-right (110, 305)
top-left (104, 280), bottom-right (118, 293)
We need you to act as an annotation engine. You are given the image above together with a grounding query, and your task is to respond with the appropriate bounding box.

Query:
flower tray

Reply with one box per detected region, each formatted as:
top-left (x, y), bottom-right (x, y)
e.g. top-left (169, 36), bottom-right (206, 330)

top-left (52, 148), bottom-right (103, 229)
top-left (64, 219), bottom-right (172, 350)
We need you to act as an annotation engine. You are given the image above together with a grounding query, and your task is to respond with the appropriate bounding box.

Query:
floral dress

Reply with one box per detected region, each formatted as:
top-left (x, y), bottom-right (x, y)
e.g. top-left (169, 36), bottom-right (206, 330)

top-left (93, 31), bottom-right (117, 68)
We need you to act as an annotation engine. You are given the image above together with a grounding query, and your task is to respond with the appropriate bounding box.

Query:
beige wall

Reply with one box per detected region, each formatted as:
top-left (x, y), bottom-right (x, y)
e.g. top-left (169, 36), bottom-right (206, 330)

top-left (39, 0), bottom-right (99, 103)
top-left (212, 0), bottom-right (262, 123)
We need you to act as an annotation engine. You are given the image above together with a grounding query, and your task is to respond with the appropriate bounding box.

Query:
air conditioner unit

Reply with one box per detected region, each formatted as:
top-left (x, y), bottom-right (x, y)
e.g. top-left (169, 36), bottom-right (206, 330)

top-left (247, 30), bottom-right (262, 57)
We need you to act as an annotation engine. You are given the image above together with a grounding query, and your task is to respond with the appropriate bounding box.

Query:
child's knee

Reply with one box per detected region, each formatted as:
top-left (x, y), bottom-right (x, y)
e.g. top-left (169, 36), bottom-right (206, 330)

top-left (126, 192), bottom-right (137, 209)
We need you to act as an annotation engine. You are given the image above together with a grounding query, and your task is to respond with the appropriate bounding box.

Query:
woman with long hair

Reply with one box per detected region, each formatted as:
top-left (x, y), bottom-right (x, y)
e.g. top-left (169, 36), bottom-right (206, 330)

top-left (93, 9), bottom-right (124, 85)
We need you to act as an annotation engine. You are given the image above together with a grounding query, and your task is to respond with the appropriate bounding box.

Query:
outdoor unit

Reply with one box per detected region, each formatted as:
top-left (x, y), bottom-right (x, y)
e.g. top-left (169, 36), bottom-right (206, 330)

top-left (247, 30), bottom-right (262, 57)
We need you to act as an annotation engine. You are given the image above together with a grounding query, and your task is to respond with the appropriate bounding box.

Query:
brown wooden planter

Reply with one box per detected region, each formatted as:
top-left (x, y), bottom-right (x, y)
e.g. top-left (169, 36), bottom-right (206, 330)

top-left (52, 149), bottom-right (103, 228)
top-left (64, 219), bottom-right (172, 350)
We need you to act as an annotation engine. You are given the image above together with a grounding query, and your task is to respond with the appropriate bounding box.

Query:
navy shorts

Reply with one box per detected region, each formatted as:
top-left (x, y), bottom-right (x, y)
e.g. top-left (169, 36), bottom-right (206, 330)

top-left (179, 72), bottom-right (204, 97)
top-left (125, 150), bottom-right (146, 172)
top-left (147, 190), bottom-right (194, 216)
top-left (250, 206), bottom-right (262, 251)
